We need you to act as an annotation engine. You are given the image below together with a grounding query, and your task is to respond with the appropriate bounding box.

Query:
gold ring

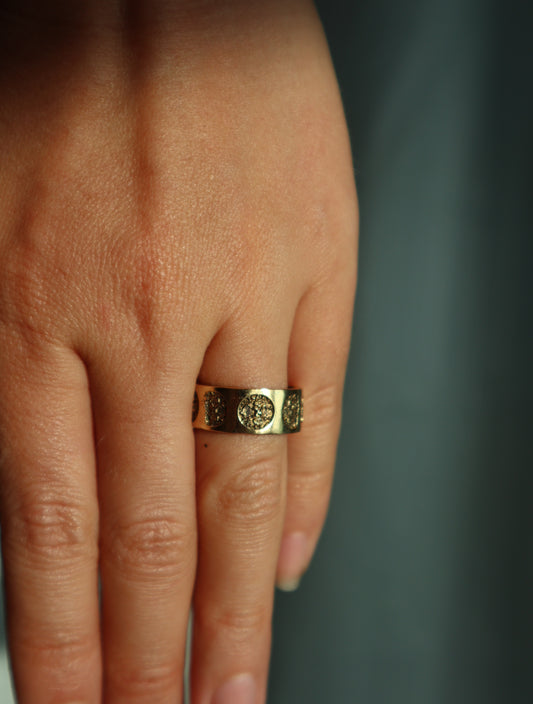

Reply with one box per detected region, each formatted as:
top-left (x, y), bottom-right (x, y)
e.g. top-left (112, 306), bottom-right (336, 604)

top-left (192, 384), bottom-right (303, 435)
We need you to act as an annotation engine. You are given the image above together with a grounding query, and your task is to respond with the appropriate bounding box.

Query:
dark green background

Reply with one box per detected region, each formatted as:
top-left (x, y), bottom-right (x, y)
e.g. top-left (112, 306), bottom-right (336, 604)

top-left (1, 1), bottom-right (532, 702)
top-left (269, 1), bottom-right (533, 702)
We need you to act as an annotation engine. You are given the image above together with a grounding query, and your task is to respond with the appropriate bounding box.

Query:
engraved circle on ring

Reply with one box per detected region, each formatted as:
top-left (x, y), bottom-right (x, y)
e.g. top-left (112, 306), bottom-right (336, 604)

top-left (237, 393), bottom-right (275, 431)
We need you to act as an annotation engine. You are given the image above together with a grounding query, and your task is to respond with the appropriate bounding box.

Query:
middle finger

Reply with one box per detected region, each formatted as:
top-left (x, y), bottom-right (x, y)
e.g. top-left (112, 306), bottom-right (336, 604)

top-left (89, 346), bottom-right (199, 703)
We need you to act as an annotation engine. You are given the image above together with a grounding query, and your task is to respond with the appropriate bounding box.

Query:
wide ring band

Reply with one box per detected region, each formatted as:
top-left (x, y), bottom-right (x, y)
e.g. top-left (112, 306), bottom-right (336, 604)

top-left (192, 384), bottom-right (303, 435)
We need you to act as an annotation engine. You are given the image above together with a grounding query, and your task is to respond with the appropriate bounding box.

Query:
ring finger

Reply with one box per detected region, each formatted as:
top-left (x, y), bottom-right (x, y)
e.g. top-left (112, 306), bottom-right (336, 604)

top-left (190, 309), bottom-right (293, 704)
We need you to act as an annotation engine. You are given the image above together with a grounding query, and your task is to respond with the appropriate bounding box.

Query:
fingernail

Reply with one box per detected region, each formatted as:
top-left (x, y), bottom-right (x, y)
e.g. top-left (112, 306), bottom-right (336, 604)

top-left (276, 531), bottom-right (308, 592)
top-left (212, 673), bottom-right (257, 704)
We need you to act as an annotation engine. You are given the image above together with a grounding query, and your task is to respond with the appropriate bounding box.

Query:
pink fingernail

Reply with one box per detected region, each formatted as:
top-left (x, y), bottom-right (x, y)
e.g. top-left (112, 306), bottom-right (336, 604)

top-left (276, 531), bottom-right (308, 591)
top-left (212, 673), bottom-right (257, 704)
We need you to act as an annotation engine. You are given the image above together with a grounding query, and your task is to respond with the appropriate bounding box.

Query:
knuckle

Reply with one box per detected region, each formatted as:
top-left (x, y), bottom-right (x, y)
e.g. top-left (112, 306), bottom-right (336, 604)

top-left (290, 464), bottom-right (332, 499)
top-left (303, 383), bottom-right (341, 433)
top-left (3, 490), bottom-right (97, 564)
top-left (0, 246), bottom-right (61, 345)
top-left (17, 627), bottom-right (97, 672)
top-left (202, 601), bottom-right (272, 644)
top-left (102, 513), bottom-right (195, 580)
top-left (107, 657), bottom-right (180, 699)
top-left (309, 197), bottom-right (358, 283)
top-left (116, 231), bottom-right (182, 348)
top-left (287, 472), bottom-right (332, 536)
top-left (214, 454), bottom-right (283, 527)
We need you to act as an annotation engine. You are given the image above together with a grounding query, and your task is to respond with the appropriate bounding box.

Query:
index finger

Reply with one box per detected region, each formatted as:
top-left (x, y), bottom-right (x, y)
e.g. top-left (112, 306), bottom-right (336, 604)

top-left (0, 337), bottom-right (101, 703)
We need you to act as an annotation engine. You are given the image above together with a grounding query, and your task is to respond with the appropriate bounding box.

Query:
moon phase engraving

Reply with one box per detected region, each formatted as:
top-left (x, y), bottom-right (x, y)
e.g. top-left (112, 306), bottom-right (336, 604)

top-left (282, 391), bottom-right (302, 431)
top-left (204, 390), bottom-right (226, 427)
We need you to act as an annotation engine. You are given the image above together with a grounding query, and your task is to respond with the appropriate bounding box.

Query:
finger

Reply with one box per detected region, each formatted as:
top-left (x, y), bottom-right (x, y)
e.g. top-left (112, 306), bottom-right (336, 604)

top-left (90, 343), bottom-right (200, 704)
top-left (276, 256), bottom-right (358, 591)
top-left (190, 310), bottom-right (293, 704)
top-left (0, 338), bottom-right (100, 703)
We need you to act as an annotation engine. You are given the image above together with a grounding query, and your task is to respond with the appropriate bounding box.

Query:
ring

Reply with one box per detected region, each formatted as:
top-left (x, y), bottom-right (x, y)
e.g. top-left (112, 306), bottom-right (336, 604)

top-left (192, 384), bottom-right (303, 435)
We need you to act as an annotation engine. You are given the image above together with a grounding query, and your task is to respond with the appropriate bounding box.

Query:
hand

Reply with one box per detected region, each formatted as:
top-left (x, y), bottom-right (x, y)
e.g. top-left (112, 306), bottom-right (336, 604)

top-left (0, 1), bottom-right (358, 702)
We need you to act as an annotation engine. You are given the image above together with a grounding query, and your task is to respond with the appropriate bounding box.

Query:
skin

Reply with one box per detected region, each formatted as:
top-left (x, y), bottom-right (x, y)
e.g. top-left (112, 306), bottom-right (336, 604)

top-left (0, 0), bottom-right (358, 702)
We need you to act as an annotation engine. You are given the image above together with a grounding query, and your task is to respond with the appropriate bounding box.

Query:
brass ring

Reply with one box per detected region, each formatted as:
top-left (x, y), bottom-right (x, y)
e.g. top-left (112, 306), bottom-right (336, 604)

top-left (192, 384), bottom-right (303, 435)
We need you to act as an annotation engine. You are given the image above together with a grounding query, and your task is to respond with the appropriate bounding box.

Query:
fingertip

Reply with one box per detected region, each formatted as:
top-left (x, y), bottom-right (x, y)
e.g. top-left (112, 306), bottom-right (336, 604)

top-left (276, 531), bottom-right (308, 591)
top-left (276, 576), bottom-right (301, 592)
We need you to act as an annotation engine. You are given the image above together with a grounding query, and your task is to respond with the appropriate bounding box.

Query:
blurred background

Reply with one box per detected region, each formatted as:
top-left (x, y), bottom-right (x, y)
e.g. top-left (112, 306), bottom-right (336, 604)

top-left (1, 0), bottom-right (532, 702)
top-left (269, 0), bottom-right (533, 702)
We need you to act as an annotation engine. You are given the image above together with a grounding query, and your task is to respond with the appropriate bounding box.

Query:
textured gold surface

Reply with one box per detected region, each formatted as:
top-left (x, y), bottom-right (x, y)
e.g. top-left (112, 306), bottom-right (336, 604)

top-left (192, 385), bottom-right (303, 434)
top-left (203, 390), bottom-right (226, 428)
top-left (238, 394), bottom-right (275, 430)
top-left (282, 391), bottom-right (302, 431)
